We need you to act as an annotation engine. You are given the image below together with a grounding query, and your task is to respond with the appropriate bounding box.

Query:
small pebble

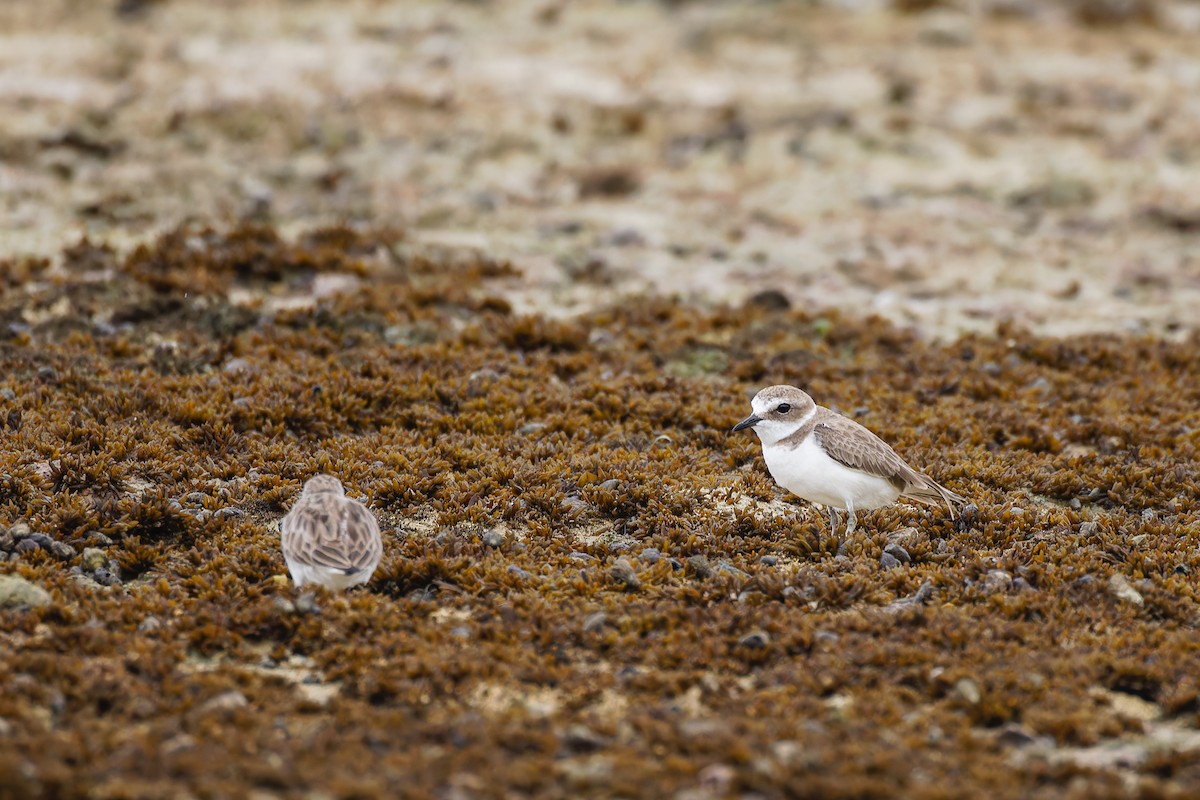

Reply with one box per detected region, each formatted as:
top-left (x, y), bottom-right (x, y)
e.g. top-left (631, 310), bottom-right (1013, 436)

top-left (481, 529), bottom-right (505, 548)
top-left (597, 479), bottom-right (621, 491)
top-left (82, 548), bottom-right (108, 572)
top-left (980, 570), bottom-right (1013, 594)
top-left (582, 612), bottom-right (609, 633)
top-left (49, 541), bottom-right (76, 560)
top-left (883, 544), bottom-right (911, 564)
top-left (687, 555), bottom-right (714, 579)
top-left (0, 532), bottom-right (12, 552)
top-left (85, 531), bottom-right (114, 547)
top-left (1108, 573), bottom-right (1144, 606)
top-left (609, 557), bottom-right (640, 590)
top-left (273, 597), bottom-right (297, 615)
top-left (639, 548), bottom-right (661, 564)
top-left (28, 533), bottom-right (54, 550)
top-left (568, 551), bottom-right (596, 562)
top-left (954, 678), bottom-right (982, 705)
top-left (506, 565), bottom-right (532, 579)
top-left (737, 630), bottom-right (771, 649)
top-left (759, 555), bottom-right (779, 566)
top-left (15, 539), bottom-right (40, 555)
top-left (715, 561), bottom-right (748, 579)
top-left (880, 552), bottom-right (902, 570)
top-left (214, 507), bottom-right (244, 520)
top-left (0, 575), bottom-right (52, 608)
top-left (93, 568), bottom-right (121, 587)
top-left (1079, 521), bottom-right (1099, 537)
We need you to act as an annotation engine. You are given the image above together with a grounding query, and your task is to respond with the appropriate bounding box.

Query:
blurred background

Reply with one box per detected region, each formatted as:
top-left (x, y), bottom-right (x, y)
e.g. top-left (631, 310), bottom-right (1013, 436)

top-left (2, 0), bottom-right (1199, 339)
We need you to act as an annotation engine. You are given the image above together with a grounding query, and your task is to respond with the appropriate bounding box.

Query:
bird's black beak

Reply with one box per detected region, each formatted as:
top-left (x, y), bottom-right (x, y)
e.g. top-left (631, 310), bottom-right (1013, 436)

top-left (731, 414), bottom-right (762, 433)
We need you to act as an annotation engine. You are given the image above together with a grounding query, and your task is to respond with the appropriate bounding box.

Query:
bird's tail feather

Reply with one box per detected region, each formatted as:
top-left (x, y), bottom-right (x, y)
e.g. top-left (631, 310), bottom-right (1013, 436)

top-left (903, 476), bottom-right (967, 518)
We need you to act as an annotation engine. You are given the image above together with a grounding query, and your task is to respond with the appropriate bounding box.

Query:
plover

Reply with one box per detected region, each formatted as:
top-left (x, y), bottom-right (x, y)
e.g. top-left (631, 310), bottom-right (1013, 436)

top-left (280, 474), bottom-right (383, 590)
top-left (732, 385), bottom-right (966, 534)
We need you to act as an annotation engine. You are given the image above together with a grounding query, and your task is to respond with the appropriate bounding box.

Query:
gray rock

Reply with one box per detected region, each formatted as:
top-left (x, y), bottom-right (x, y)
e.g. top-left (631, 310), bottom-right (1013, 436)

top-left (639, 548), bottom-right (660, 564)
top-left (197, 690), bottom-right (247, 715)
top-left (81, 548), bottom-right (108, 572)
top-left (28, 533), bottom-right (54, 550)
top-left (715, 561), bottom-right (749, 579)
top-left (0, 532), bottom-right (12, 552)
top-left (883, 543), bottom-right (912, 564)
top-left (8, 523), bottom-right (31, 541)
top-left (1079, 521), bottom-right (1099, 537)
top-left (687, 555), bottom-right (714, 579)
top-left (880, 552), bottom-right (902, 570)
top-left (569, 551), bottom-right (596, 563)
top-left (582, 612), bottom-right (609, 633)
top-left (85, 531), bottom-right (114, 547)
top-left (609, 557), bottom-right (640, 590)
top-left (93, 568), bottom-right (121, 587)
top-left (980, 569), bottom-right (1013, 594)
top-left (597, 479), bottom-right (620, 491)
top-left (481, 529), bottom-right (505, 548)
top-left (954, 678), bottom-right (981, 705)
top-left (737, 630), bottom-right (771, 649)
top-left (759, 555), bottom-right (779, 566)
top-left (214, 507), bottom-right (244, 520)
top-left (0, 575), bottom-right (51, 609)
top-left (50, 541), bottom-right (76, 560)
top-left (1108, 573), bottom-right (1144, 606)
top-left (15, 540), bottom-right (40, 555)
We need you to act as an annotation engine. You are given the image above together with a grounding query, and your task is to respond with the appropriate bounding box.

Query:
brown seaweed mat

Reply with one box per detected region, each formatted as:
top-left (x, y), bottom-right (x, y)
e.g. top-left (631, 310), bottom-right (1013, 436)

top-left (1, 225), bottom-right (1199, 799)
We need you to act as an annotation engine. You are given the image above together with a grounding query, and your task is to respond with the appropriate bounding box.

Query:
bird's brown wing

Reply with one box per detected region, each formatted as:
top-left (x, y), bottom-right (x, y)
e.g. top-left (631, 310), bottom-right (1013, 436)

top-left (811, 416), bottom-right (914, 492)
top-left (813, 415), bottom-right (967, 514)
top-left (282, 497), bottom-right (381, 573)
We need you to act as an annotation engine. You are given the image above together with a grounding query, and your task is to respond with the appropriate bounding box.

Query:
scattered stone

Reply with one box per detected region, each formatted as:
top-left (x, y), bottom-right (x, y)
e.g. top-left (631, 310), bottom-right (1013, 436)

top-left (1108, 573), bottom-right (1144, 606)
top-left (737, 630), bottom-right (771, 649)
top-left (85, 531), bottom-right (114, 547)
top-left (1013, 577), bottom-right (1036, 593)
top-left (0, 575), bottom-right (52, 609)
top-left (746, 289), bottom-right (791, 311)
top-left (1079, 521), bottom-right (1099, 537)
top-left (997, 724), bottom-right (1041, 747)
top-left (687, 555), bottom-right (714, 579)
top-left (880, 551), bottom-right (902, 570)
top-left (214, 507), bottom-right (244, 520)
top-left (954, 678), bottom-right (982, 705)
top-left (882, 581), bottom-right (934, 612)
top-left (980, 570), bottom-right (1013, 594)
top-left (582, 612), bottom-right (609, 634)
top-left (759, 555), bottom-right (779, 566)
top-left (639, 548), bottom-right (660, 564)
top-left (883, 543), bottom-right (911, 564)
top-left (609, 557), bottom-right (640, 590)
top-left (15, 540), bottom-right (41, 555)
top-left (273, 597), bottom-right (297, 615)
top-left (562, 724), bottom-right (609, 753)
top-left (93, 568), bottom-right (121, 587)
top-left (561, 496), bottom-right (590, 516)
top-left (481, 529), bottom-right (505, 548)
top-left (197, 690), bottom-right (248, 715)
top-left (597, 479), bottom-right (621, 491)
top-left (28, 533), bottom-right (53, 550)
top-left (138, 615), bottom-right (162, 633)
top-left (49, 541), bottom-right (76, 560)
top-left (0, 532), bottom-right (11, 552)
top-left (518, 422), bottom-right (547, 435)
top-left (714, 561), bottom-right (748, 579)
top-left (569, 551), bottom-right (596, 562)
top-left (81, 548), bottom-right (108, 572)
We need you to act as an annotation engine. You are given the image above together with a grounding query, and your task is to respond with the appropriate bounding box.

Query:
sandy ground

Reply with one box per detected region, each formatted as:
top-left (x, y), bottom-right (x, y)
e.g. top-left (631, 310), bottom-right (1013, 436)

top-left (3, 0), bottom-right (1200, 339)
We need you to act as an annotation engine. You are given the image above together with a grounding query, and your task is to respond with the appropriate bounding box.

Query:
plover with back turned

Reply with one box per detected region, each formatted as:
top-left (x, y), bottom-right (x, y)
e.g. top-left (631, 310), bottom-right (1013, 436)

top-left (732, 385), bottom-right (966, 535)
top-left (280, 474), bottom-right (383, 590)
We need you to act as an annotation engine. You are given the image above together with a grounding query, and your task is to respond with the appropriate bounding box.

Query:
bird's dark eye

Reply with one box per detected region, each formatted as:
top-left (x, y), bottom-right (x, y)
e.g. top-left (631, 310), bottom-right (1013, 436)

top-left (777, 403), bottom-right (791, 414)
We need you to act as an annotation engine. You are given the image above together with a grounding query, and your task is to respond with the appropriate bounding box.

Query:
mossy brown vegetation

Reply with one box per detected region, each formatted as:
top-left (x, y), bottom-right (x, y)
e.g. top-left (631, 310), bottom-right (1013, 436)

top-left (1, 224), bottom-right (1199, 798)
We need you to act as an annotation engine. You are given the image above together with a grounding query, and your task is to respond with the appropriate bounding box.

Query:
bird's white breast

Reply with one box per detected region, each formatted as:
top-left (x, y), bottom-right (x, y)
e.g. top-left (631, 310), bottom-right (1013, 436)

top-left (762, 434), bottom-right (901, 511)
